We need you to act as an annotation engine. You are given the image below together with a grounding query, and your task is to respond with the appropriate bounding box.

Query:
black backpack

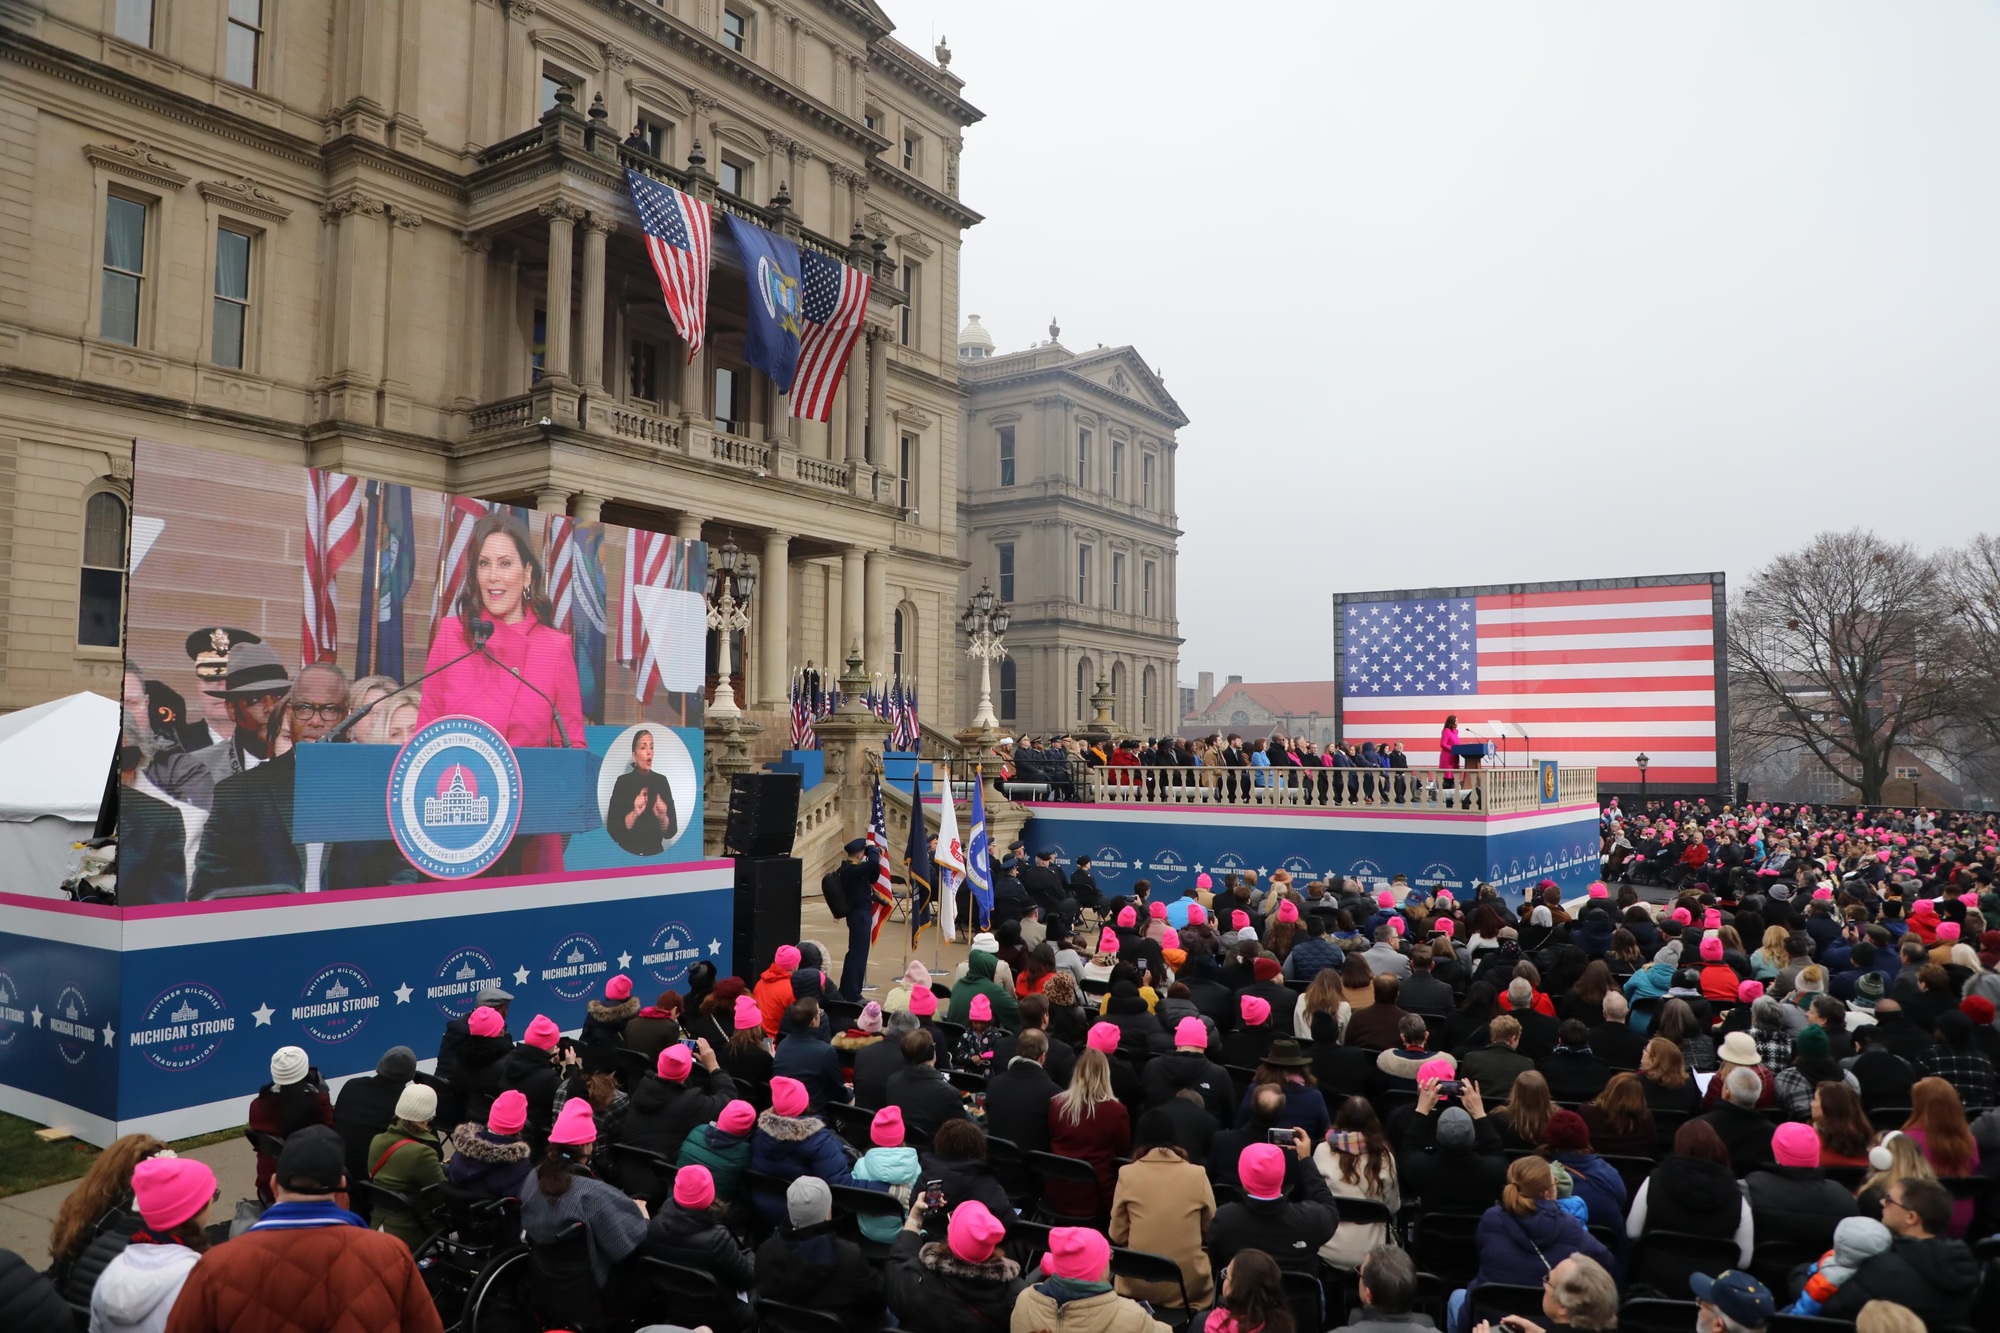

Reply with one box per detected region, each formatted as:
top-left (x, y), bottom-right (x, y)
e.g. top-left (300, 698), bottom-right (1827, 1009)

top-left (821, 867), bottom-right (850, 920)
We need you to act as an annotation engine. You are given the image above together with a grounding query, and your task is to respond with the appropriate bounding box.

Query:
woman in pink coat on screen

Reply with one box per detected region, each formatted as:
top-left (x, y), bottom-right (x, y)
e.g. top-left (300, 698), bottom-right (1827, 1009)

top-left (417, 510), bottom-right (585, 876)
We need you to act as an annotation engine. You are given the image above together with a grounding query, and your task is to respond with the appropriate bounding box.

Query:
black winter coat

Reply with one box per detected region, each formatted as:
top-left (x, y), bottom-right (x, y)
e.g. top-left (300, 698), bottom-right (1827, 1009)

top-left (886, 1065), bottom-right (971, 1139)
top-left (1205, 1152), bottom-right (1339, 1274)
top-left (0, 1251), bottom-right (70, 1333)
top-left (499, 1042), bottom-right (569, 1146)
top-left (754, 1223), bottom-right (887, 1328)
top-left (982, 1059), bottom-right (1059, 1153)
top-left (48, 1207), bottom-right (140, 1314)
top-left (1820, 1236), bottom-right (1980, 1326)
top-left (853, 1037), bottom-right (906, 1110)
top-left (619, 1070), bottom-right (739, 1190)
top-left (883, 1229), bottom-right (1027, 1333)
top-left (653, 1198), bottom-right (757, 1290)
top-left (1743, 1166), bottom-right (1857, 1255)
top-left (1141, 1050), bottom-right (1234, 1125)
top-left (452, 1033), bottom-right (514, 1124)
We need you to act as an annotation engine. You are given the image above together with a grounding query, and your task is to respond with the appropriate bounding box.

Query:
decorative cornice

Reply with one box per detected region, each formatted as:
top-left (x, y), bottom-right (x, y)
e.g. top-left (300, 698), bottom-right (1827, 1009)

top-left (891, 404), bottom-right (933, 430)
top-left (461, 231), bottom-right (494, 254)
top-left (688, 90), bottom-right (723, 113)
top-left (581, 211), bottom-right (617, 235)
top-left (895, 229), bottom-right (933, 258)
top-left (867, 35), bottom-right (983, 127)
top-left (82, 140), bottom-right (188, 191)
top-left (504, 0), bottom-right (538, 21)
top-left (538, 198), bottom-right (582, 222)
top-left (866, 158), bottom-right (982, 229)
top-left (389, 203), bottom-right (425, 229)
top-left (601, 42), bottom-right (634, 71)
top-left (319, 190), bottom-right (386, 223)
top-left (197, 174), bottom-right (291, 221)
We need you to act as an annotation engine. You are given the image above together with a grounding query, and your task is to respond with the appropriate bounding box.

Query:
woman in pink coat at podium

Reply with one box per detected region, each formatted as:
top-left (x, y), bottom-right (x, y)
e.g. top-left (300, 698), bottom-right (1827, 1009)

top-left (417, 510), bottom-right (585, 876)
top-left (1438, 714), bottom-right (1460, 771)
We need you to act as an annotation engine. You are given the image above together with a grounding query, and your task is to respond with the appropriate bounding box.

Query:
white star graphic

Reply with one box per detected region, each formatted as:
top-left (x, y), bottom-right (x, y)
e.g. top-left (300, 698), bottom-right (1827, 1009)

top-left (29, 1005), bottom-right (41, 1027)
top-left (616, 951), bottom-right (633, 970)
top-left (102, 1023), bottom-right (115, 1046)
top-left (393, 983), bottom-right (413, 1005)
top-left (251, 1002), bottom-right (274, 1027)
top-left (1257, 866), bottom-right (1270, 876)
top-left (1193, 863), bottom-right (1205, 873)
top-left (708, 938), bottom-right (723, 956)
top-left (513, 965), bottom-right (531, 986)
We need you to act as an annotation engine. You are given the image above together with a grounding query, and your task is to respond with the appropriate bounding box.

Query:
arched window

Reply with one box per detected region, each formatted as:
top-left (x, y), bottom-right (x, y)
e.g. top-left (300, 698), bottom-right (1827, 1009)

top-left (1076, 657), bottom-right (1093, 722)
top-left (892, 607), bottom-right (906, 681)
top-left (78, 489), bottom-right (128, 647)
top-left (998, 658), bottom-right (1017, 722)
top-left (893, 601), bottom-right (917, 683)
top-left (1141, 666), bottom-right (1156, 727)
top-left (1111, 663), bottom-right (1126, 726)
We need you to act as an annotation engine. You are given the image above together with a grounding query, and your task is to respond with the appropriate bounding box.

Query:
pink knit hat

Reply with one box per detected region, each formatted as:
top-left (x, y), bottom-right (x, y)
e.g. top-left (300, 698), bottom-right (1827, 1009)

top-left (549, 1099), bottom-right (597, 1146)
top-left (969, 994), bottom-right (993, 1023)
top-left (1417, 1057), bottom-right (1456, 1084)
top-left (1587, 882), bottom-right (1609, 899)
top-left (733, 995), bottom-right (763, 1029)
top-left (1938, 922), bottom-right (1962, 942)
top-left (1149, 901), bottom-right (1168, 920)
top-left (872, 1106), bottom-right (906, 1147)
top-left (1040, 1226), bottom-right (1112, 1282)
top-left (468, 1005), bottom-right (505, 1039)
top-left (1815, 885), bottom-right (1837, 899)
top-left (1174, 1016), bottom-right (1207, 1047)
top-left (1160, 928), bottom-right (1181, 950)
top-left (487, 1090), bottom-right (528, 1136)
top-left (770, 1076), bottom-right (810, 1117)
top-left (1388, 916), bottom-right (1406, 935)
top-left (523, 1014), bottom-right (561, 1050)
top-left (1239, 1143), bottom-right (1288, 1199)
top-left (774, 945), bottom-right (802, 971)
top-left (1188, 904), bottom-right (1208, 925)
top-left (1240, 994), bottom-right (1271, 1026)
top-left (909, 985), bottom-right (938, 1017)
top-left (1231, 910), bottom-right (1251, 931)
top-left (1275, 899), bottom-right (1299, 924)
top-left (1771, 1122), bottom-right (1820, 1168)
top-left (1703, 909), bottom-right (1722, 929)
top-left (673, 1163), bottom-right (717, 1210)
top-left (1700, 936), bottom-right (1724, 963)
top-left (718, 1100), bottom-right (757, 1136)
top-left (1087, 1021), bottom-right (1120, 1054)
top-left (1098, 928), bottom-right (1120, 955)
top-left (1195, 873), bottom-right (1213, 891)
top-left (948, 1200), bottom-right (1006, 1263)
top-left (1738, 979), bottom-right (1765, 1003)
top-left (1117, 906), bottom-right (1138, 927)
top-left (1433, 919), bottom-right (1455, 938)
top-left (657, 1045), bottom-right (694, 1081)
top-left (605, 974), bottom-right (632, 1001)
top-left (1670, 907), bottom-right (1692, 926)
top-left (1377, 890), bottom-right (1395, 908)
top-left (131, 1156), bottom-right (217, 1232)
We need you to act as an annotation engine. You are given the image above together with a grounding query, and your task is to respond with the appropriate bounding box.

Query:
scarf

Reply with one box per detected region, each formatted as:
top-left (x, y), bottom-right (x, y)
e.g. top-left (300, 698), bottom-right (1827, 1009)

top-left (248, 1200), bottom-right (365, 1231)
top-left (1037, 1277), bottom-right (1113, 1306)
top-left (1326, 1130), bottom-right (1371, 1156)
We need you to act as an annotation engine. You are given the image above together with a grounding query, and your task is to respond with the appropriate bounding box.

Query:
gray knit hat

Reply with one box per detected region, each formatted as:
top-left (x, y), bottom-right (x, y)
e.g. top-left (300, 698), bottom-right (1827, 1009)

top-left (1436, 1106), bottom-right (1476, 1151)
top-left (786, 1175), bottom-right (832, 1228)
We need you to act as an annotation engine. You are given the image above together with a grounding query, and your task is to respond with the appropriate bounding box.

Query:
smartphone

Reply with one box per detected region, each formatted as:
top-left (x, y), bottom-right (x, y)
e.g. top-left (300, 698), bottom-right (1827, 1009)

top-left (922, 1179), bottom-right (946, 1212)
top-left (1267, 1127), bottom-right (1295, 1145)
top-left (683, 1037), bottom-right (700, 1052)
top-left (1436, 1080), bottom-right (1463, 1097)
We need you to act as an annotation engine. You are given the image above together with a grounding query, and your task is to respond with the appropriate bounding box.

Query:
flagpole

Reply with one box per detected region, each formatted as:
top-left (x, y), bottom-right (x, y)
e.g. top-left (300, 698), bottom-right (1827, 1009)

top-left (353, 479), bottom-right (382, 678)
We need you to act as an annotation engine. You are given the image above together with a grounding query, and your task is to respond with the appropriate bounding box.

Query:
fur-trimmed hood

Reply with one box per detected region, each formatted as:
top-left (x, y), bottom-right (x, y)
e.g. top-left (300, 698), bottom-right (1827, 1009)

top-left (919, 1240), bottom-right (1022, 1284)
top-left (755, 1108), bottom-right (829, 1142)
top-left (831, 1030), bottom-right (883, 1053)
top-left (586, 997), bottom-right (641, 1024)
top-left (449, 1123), bottom-right (530, 1164)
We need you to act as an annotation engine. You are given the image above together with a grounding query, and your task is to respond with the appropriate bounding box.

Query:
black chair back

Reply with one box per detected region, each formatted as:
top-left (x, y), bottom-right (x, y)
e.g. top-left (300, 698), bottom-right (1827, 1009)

top-left (1620, 1298), bottom-right (1702, 1333)
top-left (1004, 1217), bottom-right (1055, 1271)
top-left (1865, 1104), bottom-right (1913, 1132)
top-left (1769, 1317), bottom-right (1865, 1333)
top-left (1750, 1238), bottom-right (1825, 1294)
top-left (1279, 1269), bottom-right (1323, 1333)
top-left (1109, 1246), bottom-right (1193, 1315)
top-left (640, 1256), bottom-right (733, 1331)
top-left (823, 1101), bottom-right (877, 1152)
top-left (602, 1142), bottom-right (676, 1211)
top-left (1631, 1228), bottom-right (1745, 1301)
top-left (1467, 1282), bottom-right (1545, 1326)
top-left (528, 1221), bottom-right (602, 1328)
top-left (948, 1068), bottom-right (989, 1095)
top-left (1650, 1108), bottom-right (1690, 1153)
top-left (756, 1299), bottom-right (846, 1333)
top-left (1407, 1209), bottom-right (1483, 1287)
top-left (1028, 1150), bottom-right (1105, 1225)
top-left (1601, 1153), bottom-right (1657, 1197)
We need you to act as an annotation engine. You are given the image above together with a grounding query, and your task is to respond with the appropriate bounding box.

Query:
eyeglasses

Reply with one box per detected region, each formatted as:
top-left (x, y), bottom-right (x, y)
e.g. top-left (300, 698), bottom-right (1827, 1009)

top-left (288, 702), bottom-right (346, 721)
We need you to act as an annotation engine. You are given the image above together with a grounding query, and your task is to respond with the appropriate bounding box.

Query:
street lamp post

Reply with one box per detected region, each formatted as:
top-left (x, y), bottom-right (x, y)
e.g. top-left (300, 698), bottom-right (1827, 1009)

top-left (705, 535), bottom-right (756, 720)
top-left (1635, 752), bottom-right (1650, 808)
top-left (959, 580), bottom-right (1010, 733)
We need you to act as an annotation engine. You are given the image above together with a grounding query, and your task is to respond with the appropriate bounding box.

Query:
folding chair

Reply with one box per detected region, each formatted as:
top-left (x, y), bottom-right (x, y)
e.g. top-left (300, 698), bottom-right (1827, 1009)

top-left (1630, 1229), bottom-right (1746, 1302)
top-left (824, 1100), bottom-right (878, 1153)
top-left (1620, 1298), bottom-right (1703, 1333)
top-left (1406, 1209), bottom-right (1483, 1289)
top-left (1108, 1247), bottom-right (1193, 1326)
top-left (1601, 1153), bottom-right (1657, 1199)
top-left (755, 1298), bottom-right (847, 1333)
top-left (1028, 1150), bottom-right (1105, 1226)
top-left (829, 1182), bottom-right (907, 1261)
top-left (1280, 1269), bottom-right (1325, 1333)
top-left (639, 1258), bottom-right (736, 1333)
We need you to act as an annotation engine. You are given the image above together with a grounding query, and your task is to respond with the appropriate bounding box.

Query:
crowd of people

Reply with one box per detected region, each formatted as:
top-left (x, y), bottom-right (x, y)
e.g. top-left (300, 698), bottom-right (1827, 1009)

top-left (10, 796), bottom-right (2000, 1333)
top-left (995, 732), bottom-right (1461, 806)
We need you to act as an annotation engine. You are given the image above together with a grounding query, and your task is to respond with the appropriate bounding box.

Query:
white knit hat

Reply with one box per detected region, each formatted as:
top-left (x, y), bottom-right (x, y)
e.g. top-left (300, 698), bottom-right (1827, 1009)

top-left (269, 1046), bottom-right (310, 1087)
top-left (394, 1083), bottom-right (438, 1123)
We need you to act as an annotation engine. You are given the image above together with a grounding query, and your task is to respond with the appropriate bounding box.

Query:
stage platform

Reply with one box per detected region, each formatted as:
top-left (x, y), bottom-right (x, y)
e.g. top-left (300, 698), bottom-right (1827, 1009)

top-left (1019, 764), bottom-right (1601, 901)
top-left (0, 861), bottom-right (734, 1145)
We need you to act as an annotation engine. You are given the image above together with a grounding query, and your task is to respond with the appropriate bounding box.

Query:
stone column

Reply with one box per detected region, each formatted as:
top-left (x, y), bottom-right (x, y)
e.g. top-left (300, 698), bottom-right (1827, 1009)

top-left (675, 512), bottom-right (705, 544)
top-left (840, 547), bottom-right (866, 667)
top-left (569, 493), bottom-right (603, 523)
top-left (534, 487), bottom-right (570, 514)
top-left (759, 531), bottom-right (790, 706)
top-left (866, 327), bottom-right (888, 464)
top-left (767, 376), bottom-right (790, 444)
top-left (539, 201), bottom-right (576, 385)
top-left (578, 213), bottom-right (612, 396)
top-left (822, 563), bottom-right (843, 667)
top-left (864, 549), bottom-right (888, 675)
top-left (455, 233), bottom-right (491, 409)
top-left (843, 336), bottom-right (867, 463)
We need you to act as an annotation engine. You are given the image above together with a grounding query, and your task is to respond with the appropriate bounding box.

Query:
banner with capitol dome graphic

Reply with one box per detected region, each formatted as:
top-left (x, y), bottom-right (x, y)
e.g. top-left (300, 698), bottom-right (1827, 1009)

top-left (117, 439), bottom-right (714, 899)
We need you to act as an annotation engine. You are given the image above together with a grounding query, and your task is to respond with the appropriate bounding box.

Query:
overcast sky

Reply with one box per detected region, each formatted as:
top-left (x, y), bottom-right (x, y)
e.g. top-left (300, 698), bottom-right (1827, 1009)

top-left (885, 1), bottom-right (2000, 685)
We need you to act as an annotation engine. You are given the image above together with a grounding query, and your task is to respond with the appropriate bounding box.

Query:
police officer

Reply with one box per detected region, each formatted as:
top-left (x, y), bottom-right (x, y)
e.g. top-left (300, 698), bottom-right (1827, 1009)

top-left (836, 837), bottom-right (881, 1001)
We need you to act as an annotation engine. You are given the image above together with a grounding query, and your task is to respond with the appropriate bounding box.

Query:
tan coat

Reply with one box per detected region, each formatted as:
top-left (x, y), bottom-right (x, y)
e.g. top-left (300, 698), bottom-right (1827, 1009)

top-left (1010, 1285), bottom-right (1173, 1333)
top-left (1107, 1148), bottom-right (1217, 1308)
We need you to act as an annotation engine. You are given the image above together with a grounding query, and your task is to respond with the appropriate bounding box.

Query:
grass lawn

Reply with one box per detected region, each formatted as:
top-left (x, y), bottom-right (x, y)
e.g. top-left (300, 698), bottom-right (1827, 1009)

top-left (0, 1112), bottom-right (243, 1199)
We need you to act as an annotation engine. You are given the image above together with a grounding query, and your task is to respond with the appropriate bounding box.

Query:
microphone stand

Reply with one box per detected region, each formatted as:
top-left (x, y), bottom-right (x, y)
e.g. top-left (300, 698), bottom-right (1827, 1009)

top-left (323, 644), bottom-right (485, 743)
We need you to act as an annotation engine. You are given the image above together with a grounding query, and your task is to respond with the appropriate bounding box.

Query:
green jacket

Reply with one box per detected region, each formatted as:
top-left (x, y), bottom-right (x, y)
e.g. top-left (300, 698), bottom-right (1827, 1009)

top-left (367, 1125), bottom-right (448, 1250)
top-left (946, 950), bottom-right (1019, 1031)
top-left (676, 1122), bottom-right (752, 1203)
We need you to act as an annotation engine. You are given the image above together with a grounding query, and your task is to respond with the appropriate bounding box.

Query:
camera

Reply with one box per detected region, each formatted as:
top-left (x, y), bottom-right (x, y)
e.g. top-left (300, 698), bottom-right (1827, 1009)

top-left (1267, 1127), bottom-right (1296, 1145)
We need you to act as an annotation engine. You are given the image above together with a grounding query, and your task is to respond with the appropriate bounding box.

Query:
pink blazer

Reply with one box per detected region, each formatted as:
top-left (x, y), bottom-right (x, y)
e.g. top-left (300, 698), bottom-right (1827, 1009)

top-left (416, 614), bottom-right (586, 749)
top-left (1438, 726), bottom-right (1459, 770)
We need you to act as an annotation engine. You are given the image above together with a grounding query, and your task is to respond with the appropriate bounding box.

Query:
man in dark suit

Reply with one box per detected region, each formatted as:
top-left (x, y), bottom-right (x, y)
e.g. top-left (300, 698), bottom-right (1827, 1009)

top-left (115, 745), bottom-right (188, 904)
top-left (1019, 848), bottom-right (1077, 935)
top-left (1067, 854), bottom-right (1101, 912)
top-left (885, 1028), bottom-right (971, 1138)
top-left (192, 663), bottom-right (416, 897)
top-left (983, 1028), bottom-right (1059, 1151)
top-left (990, 995), bottom-right (1076, 1088)
top-left (1588, 993), bottom-right (1649, 1068)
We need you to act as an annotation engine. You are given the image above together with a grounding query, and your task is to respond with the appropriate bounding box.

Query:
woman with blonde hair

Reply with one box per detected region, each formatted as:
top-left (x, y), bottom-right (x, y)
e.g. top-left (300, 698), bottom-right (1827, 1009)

top-left (1491, 1070), bottom-right (1554, 1153)
top-left (46, 1133), bottom-right (168, 1310)
top-left (1855, 1129), bottom-right (1937, 1219)
top-left (1752, 925), bottom-right (1791, 980)
top-left (1046, 1047), bottom-right (1130, 1219)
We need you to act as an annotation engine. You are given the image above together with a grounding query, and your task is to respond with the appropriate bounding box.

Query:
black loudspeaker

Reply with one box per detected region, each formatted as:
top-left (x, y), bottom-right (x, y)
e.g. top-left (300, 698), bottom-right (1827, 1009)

top-left (733, 856), bottom-right (802, 983)
top-left (725, 772), bottom-right (801, 857)
top-left (1735, 782), bottom-right (1750, 805)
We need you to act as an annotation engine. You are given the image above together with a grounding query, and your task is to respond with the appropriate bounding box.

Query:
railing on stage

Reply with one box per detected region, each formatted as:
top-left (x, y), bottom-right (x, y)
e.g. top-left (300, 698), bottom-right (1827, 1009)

top-left (994, 761), bottom-right (1597, 816)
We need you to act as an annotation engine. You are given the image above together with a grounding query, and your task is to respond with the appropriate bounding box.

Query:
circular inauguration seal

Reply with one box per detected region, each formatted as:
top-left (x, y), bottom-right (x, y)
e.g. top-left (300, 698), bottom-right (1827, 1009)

top-left (387, 715), bottom-right (524, 879)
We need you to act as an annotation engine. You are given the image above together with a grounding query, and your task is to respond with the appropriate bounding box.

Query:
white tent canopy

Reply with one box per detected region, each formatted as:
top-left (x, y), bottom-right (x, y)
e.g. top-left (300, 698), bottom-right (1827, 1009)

top-left (0, 692), bottom-right (118, 896)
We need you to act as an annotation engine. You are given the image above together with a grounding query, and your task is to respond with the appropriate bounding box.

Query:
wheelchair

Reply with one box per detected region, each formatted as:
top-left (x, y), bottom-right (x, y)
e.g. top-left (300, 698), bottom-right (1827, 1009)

top-left (358, 1179), bottom-right (522, 1333)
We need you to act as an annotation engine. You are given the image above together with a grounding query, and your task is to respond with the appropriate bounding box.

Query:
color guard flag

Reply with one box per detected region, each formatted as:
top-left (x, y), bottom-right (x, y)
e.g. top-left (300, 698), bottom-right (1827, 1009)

top-left (905, 767), bottom-right (934, 947)
top-left (966, 778), bottom-right (994, 931)
top-left (933, 779), bottom-right (963, 944)
top-left (866, 775), bottom-right (896, 944)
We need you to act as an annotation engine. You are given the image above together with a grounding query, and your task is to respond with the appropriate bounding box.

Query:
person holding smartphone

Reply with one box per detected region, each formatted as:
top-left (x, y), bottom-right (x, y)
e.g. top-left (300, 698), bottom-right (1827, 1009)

top-left (1207, 1132), bottom-right (1339, 1276)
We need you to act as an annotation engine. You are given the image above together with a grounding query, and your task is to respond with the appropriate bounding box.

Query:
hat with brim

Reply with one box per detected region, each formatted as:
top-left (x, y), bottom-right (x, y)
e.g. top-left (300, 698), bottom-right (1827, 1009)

top-left (185, 626), bottom-right (262, 680)
top-left (1717, 1031), bottom-right (1761, 1066)
top-left (203, 641), bottom-right (291, 697)
top-left (1689, 1271), bottom-right (1774, 1328)
top-left (1261, 1036), bottom-right (1312, 1068)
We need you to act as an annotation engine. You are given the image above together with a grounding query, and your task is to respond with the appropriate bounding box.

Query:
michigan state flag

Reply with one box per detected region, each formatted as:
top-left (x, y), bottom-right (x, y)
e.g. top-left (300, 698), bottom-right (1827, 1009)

top-left (722, 214), bottom-right (802, 392)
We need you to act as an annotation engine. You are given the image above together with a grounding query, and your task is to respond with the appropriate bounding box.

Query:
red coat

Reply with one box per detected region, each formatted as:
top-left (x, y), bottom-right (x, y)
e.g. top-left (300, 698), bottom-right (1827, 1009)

top-left (165, 1219), bottom-right (443, 1333)
top-left (246, 1086), bottom-right (333, 1202)
top-left (1046, 1096), bottom-right (1130, 1217)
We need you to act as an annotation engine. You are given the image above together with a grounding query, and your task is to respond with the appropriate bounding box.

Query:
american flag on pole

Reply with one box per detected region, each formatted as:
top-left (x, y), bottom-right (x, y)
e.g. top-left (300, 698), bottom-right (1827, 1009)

top-left (866, 775), bottom-right (896, 944)
top-left (302, 469), bottom-right (364, 664)
top-left (621, 530), bottom-right (691, 703)
top-left (789, 249), bottom-right (872, 422)
top-left (1338, 581), bottom-right (1722, 787)
top-left (428, 495), bottom-right (496, 640)
top-left (787, 673), bottom-right (816, 750)
top-left (625, 169), bottom-right (713, 359)
top-left (544, 515), bottom-right (579, 634)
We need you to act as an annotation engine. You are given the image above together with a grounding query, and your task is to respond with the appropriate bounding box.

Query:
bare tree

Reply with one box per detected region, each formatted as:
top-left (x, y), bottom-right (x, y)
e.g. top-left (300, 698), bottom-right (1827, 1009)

top-left (1728, 530), bottom-right (1963, 804)
top-left (1945, 534), bottom-right (2000, 752)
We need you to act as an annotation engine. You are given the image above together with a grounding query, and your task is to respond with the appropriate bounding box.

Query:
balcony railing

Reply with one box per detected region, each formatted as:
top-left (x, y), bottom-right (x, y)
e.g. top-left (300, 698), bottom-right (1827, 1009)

top-left (1008, 762), bottom-right (1597, 816)
top-left (608, 406), bottom-right (680, 450)
top-left (796, 455), bottom-right (850, 490)
top-left (469, 392), bottom-right (537, 435)
top-left (711, 431), bottom-right (772, 471)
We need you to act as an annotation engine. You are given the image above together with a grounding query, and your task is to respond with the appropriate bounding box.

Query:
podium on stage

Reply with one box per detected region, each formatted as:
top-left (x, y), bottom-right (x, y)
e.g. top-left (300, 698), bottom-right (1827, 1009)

top-left (292, 743), bottom-right (601, 843)
top-left (1451, 741), bottom-right (1496, 770)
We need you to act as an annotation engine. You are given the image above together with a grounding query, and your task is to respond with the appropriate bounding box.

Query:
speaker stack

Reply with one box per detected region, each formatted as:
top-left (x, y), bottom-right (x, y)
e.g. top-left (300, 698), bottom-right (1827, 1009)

top-left (727, 773), bottom-right (803, 983)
